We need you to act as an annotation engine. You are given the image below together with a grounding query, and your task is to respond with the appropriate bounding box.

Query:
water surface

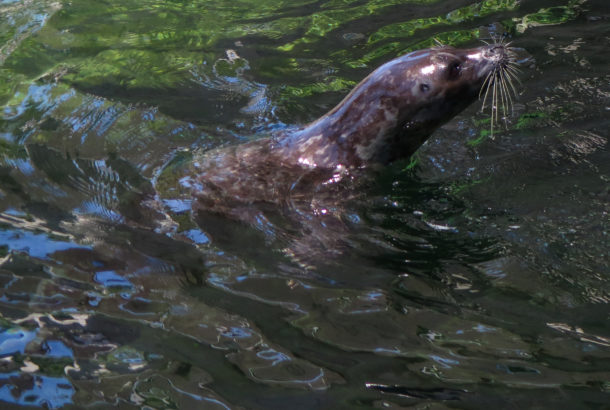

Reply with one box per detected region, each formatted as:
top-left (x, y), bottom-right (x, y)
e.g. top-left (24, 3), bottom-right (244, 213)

top-left (0, 0), bottom-right (608, 408)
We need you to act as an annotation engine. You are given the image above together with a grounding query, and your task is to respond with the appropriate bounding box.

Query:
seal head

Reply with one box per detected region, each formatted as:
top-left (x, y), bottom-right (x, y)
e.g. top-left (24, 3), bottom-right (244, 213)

top-left (279, 44), bottom-right (511, 168)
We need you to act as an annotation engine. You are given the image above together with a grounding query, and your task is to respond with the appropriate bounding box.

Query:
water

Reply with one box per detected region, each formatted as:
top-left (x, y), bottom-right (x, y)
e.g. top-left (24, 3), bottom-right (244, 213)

top-left (0, 0), bottom-right (608, 408)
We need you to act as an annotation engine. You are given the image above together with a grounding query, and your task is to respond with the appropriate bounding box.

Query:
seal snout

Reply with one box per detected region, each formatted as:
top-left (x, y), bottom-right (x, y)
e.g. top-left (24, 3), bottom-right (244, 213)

top-left (485, 44), bottom-right (508, 65)
top-left (464, 43), bottom-right (512, 82)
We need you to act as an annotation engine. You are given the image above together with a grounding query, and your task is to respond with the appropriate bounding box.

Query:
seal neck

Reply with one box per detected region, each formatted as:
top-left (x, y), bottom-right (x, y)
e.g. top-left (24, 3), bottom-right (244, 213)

top-left (282, 73), bottom-right (410, 169)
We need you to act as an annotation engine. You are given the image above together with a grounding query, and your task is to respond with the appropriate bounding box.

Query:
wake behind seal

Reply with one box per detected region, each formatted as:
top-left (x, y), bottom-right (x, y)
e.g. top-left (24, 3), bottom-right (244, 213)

top-left (190, 43), bottom-right (518, 219)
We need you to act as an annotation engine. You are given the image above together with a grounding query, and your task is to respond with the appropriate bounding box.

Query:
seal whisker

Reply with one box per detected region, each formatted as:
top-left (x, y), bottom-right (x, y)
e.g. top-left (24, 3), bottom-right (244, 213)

top-left (479, 69), bottom-right (494, 101)
top-left (479, 70), bottom-right (495, 110)
top-left (506, 65), bottom-right (522, 76)
top-left (503, 69), bottom-right (519, 98)
top-left (499, 69), bottom-right (512, 112)
top-left (472, 39), bottom-right (521, 137)
top-left (507, 64), bottom-right (522, 79)
top-left (491, 34), bottom-right (504, 46)
top-left (480, 70), bottom-right (494, 92)
top-left (481, 82), bottom-right (494, 113)
top-left (505, 67), bottom-right (522, 87)
top-left (499, 70), bottom-right (515, 116)
top-left (493, 71), bottom-right (499, 124)
top-left (505, 63), bottom-right (522, 75)
top-left (500, 73), bottom-right (514, 121)
top-left (500, 67), bottom-right (517, 102)
top-left (487, 70), bottom-right (498, 137)
top-left (497, 72), bottom-right (508, 121)
top-left (495, 70), bottom-right (502, 128)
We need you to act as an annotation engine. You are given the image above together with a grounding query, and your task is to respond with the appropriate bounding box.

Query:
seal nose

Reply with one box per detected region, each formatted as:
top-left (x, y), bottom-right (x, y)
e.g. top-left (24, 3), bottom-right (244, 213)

top-left (484, 44), bottom-right (507, 64)
top-left (488, 45), bottom-right (504, 55)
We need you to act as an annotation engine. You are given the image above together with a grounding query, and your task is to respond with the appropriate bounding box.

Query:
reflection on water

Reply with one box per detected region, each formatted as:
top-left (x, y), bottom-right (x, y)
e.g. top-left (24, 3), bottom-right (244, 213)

top-left (0, 372), bottom-right (74, 408)
top-left (0, 0), bottom-right (609, 408)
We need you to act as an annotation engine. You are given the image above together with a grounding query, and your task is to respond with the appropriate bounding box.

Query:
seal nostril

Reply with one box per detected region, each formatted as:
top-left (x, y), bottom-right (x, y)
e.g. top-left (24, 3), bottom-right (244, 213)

top-left (491, 45), bottom-right (505, 55)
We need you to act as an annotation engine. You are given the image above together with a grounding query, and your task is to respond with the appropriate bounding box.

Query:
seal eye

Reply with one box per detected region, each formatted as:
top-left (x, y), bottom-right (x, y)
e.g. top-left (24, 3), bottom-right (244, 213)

top-left (448, 61), bottom-right (461, 79)
top-left (420, 83), bottom-right (430, 92)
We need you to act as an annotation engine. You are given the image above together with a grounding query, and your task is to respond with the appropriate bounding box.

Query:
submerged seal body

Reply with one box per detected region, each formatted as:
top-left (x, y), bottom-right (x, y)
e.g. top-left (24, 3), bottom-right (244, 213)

top-left (191, 44), bottom-right (513, 217)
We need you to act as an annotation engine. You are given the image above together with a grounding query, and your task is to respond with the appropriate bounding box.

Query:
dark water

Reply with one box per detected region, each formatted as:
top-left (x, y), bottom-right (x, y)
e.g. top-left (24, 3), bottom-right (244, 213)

top-left (0, 0), bottom-right (609, 408)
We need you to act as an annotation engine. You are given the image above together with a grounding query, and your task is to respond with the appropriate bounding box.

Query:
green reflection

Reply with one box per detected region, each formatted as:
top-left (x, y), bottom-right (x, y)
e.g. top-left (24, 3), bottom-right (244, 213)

top-left (514, 0), bottom-right (586, 33)
top-left (348, 29), bottom-right (481, 68)
top-left (368, 0), bottom-right (519, 45)
top-left (281, 77), bottom-right (356, 97)
top-left (0, 69), bottom-right (27, 106)
top-left (0, 0), bottom-right (590, 127)
top-left (514, 111), bottom-right (547, 129)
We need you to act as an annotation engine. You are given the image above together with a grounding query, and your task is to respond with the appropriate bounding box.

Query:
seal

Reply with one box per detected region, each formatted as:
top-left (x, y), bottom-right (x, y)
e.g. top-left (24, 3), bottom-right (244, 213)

top-left (190, 44), bottom-right (516, 219)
